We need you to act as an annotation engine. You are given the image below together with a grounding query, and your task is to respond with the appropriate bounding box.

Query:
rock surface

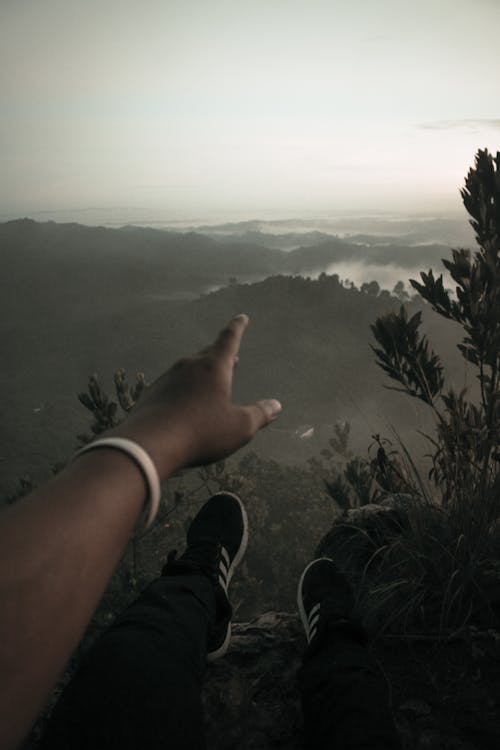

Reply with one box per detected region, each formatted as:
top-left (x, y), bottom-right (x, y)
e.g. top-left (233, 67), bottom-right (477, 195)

top-left (201, 611), bottom-right (495, 750)
top-left (204, 612), bottom-right (304, 750)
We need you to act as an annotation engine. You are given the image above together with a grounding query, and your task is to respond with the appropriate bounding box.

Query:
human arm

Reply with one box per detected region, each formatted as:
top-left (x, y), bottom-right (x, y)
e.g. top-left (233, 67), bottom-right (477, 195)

top-left (0, 314), bottom-right (281, 749)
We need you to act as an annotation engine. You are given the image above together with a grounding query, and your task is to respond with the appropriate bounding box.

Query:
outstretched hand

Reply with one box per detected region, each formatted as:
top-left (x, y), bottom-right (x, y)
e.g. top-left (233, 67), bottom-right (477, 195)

top-left (108, 314), bottom-right (282, 478)
top-left (0, 314), bottom-right (281, 750)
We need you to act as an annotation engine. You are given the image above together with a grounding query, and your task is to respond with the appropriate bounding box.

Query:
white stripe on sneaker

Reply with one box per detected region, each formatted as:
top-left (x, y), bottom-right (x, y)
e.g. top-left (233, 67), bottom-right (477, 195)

top-left (219, 560), bottom-right (229, 592)
top-left (218, 547), bottom-right (230, 592)
top-left (297, 558), bottom-right (335, 645)
top-left (308, 603), bottom-right (320, 625)
top-left (307, 603), bottom-right (320, 639)
top-left (309, 613), bottom-right (320, 634)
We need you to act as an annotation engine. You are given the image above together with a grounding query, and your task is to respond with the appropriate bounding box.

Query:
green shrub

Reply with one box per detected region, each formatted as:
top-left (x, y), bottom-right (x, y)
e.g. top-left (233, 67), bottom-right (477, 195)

top-left (346, 149), bottom-right (500, 636)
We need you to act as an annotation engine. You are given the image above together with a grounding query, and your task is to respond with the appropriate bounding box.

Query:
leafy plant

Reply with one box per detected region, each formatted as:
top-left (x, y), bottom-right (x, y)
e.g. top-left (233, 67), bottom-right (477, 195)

top-left (5, 474), bottom-right (36, 505)
top-left (311, 422), bottom-right (364, 510)
top-left (77, 370), bottom-right (147, 443)
top-left (371, 149), bottom-right (500, 513)
top-left (356, 149), bottom-right (500, 634)
top-left (324, 473), bottom-right (352, 511)
top-left (371, 307), bottom-right (444, 405)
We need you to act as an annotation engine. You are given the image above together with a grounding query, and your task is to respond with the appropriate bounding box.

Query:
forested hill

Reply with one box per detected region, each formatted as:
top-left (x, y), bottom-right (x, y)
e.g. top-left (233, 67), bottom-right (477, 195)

top-left (1, 222), bottom-right (464, 494)
top-left (0, 219), bottom-right (451, 308)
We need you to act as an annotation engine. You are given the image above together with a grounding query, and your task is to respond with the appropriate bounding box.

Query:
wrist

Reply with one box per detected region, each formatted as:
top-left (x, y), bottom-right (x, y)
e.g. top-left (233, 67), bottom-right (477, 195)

top-left (66, 448), bottom-right (146, 528)
top-left (104, 414), bottom-right (190, 481)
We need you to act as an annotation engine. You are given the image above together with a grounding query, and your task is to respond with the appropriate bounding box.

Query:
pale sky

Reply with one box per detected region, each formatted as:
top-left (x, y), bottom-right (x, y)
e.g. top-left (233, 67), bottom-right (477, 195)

top-left (1, 0), bottom-right (499, 221)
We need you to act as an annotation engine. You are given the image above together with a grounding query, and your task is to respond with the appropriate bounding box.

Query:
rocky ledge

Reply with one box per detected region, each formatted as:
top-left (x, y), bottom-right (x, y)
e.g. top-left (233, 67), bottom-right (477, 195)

top-left (203, 611), bottom-right (499, 750)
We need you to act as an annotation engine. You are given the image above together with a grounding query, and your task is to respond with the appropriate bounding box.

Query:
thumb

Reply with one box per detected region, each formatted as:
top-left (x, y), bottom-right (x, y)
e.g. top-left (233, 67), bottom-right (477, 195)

top-left (240, 399), bottom-right (282, 434)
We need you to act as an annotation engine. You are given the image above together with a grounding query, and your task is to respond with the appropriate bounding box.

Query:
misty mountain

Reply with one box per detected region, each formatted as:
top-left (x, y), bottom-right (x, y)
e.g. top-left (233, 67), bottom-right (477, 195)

top-left (1, 219), bottom-right (454, 317)
top-left (0, 219), bottom-right (280, 305)
top-left (0, 222), bottom-right (466, 494)
top-left (190, 214), bottom-right (475, 247)
top-left (193, 229), bottom-right (332, 251)
top-left (203, 229), bottom-right (452, 252)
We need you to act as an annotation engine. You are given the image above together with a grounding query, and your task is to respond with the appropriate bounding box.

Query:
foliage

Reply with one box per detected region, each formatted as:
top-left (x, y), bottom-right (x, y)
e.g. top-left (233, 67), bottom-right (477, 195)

top-left (310, 422), bottom-right (361, 510)
top-left (327, 421), bottom-right (352, 460)
top-left (392, 280), bottom-right (411, 302)
top-left (367, 434), bottom-right (416, 497)
top-left (77, 370), bottom-right (147, 443)
top-left (361, 280), bottom-right (380, 296)
top-left (323, 473), bottom-right (352, 511)
top-left (371, 149), bottom-right (500, 511)
top-left (314, 422), bottom-right (414, 512)
top-left (350, 149), bottom-right (500, 635)
top-left (371, 307), bottom-right (444, 405)
top-left (5, 474), bottom-right (36, 505)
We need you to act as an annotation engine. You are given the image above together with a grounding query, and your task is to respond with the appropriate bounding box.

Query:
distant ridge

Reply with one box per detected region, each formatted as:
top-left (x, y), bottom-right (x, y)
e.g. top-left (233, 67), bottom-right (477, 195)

top-left (1, 219), bottom-right (453, 307)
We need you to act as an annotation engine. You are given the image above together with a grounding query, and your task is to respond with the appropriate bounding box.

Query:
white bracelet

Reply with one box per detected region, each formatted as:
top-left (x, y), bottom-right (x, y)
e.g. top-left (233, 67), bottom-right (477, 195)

top-left (74, 437), bottom-right (161, 532)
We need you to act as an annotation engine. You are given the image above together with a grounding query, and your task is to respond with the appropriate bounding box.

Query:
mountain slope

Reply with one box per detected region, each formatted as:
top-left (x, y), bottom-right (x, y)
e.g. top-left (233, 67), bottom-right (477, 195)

top-left (1, 256), bottom-right (463, 494)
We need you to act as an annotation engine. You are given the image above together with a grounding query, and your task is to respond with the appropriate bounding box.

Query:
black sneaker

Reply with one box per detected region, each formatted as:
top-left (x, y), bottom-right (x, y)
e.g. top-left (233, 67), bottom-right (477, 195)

top-left (162, 491), bottom-right (248, 661)
top-left (297, 558), bottom-right (358, 647)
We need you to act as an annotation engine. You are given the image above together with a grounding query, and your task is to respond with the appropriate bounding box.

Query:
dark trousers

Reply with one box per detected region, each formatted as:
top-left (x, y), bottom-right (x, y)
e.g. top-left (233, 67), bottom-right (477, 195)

top-left (42, 574), bottom-right (401, 750)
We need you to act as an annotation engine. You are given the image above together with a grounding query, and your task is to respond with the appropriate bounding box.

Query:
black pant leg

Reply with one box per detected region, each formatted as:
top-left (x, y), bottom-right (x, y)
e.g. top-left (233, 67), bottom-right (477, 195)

top-left (298, 630), bottom-right (401, 750)
top-left (41, 574), bottom-right (216, 750)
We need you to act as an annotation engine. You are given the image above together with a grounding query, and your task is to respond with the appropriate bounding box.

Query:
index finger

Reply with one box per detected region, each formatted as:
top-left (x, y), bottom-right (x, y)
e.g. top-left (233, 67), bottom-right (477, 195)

top-left (211, 314), bottom-right (249, 361)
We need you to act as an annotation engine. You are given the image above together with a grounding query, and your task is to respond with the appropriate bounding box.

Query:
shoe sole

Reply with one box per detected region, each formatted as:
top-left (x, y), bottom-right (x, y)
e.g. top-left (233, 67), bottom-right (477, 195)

top-left (207, 491), bottom-right (249, 661)
top-left (297, 557), bottom-right (333, 643)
